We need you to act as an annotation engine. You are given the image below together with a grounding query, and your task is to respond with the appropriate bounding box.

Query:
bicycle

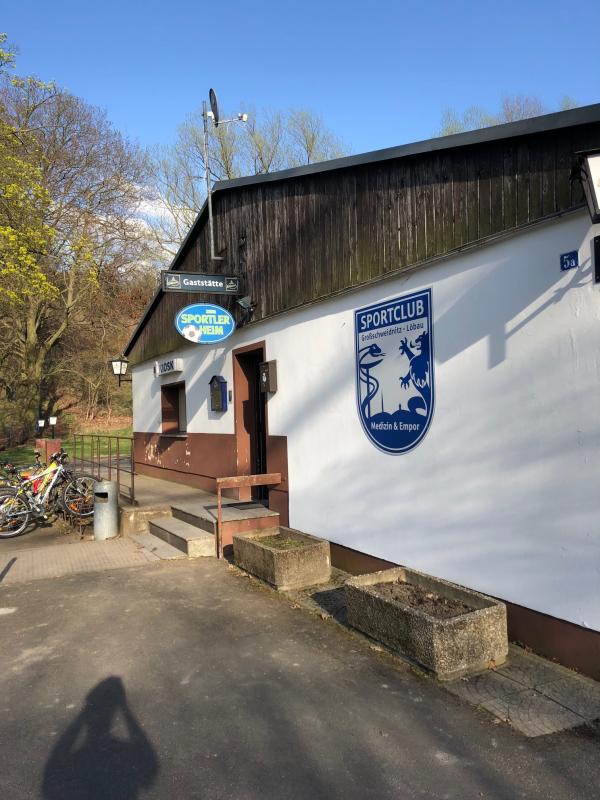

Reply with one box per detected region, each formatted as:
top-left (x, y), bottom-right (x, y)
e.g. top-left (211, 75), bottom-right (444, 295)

top-left (0, 449), bottom-right (97, 538)
top-left (0, 451), bottom-right (45, 490)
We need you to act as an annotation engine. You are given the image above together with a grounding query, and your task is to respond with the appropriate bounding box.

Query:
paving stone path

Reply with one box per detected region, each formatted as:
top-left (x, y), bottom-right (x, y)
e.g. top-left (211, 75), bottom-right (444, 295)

top-left (0, 537), bottom-right (158, 584)
top-left (284, 568), bottom-right (600, 738)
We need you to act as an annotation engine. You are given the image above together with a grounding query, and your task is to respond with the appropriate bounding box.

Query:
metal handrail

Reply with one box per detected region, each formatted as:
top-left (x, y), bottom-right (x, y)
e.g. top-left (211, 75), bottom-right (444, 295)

top-left (215, 473), bottom-right (281, 558)
top-left (69, 434), bottom-right (136, 505)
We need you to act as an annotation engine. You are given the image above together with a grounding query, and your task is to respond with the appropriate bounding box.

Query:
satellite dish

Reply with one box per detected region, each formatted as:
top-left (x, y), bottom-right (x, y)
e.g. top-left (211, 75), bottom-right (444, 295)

top-left (209, 88), bottom-right (220, 128)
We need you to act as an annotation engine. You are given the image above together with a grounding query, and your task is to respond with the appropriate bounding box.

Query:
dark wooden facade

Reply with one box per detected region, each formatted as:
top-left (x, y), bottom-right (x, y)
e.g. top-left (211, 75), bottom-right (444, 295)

top-left (127, 107), bottom-right (600, 364)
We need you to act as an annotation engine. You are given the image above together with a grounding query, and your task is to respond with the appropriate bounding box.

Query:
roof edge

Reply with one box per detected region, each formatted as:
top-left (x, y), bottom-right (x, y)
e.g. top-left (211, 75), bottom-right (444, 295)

top-left (213, 103), bottom-right (600, 193)
top-left (124, 103), bottom-right (600, 358)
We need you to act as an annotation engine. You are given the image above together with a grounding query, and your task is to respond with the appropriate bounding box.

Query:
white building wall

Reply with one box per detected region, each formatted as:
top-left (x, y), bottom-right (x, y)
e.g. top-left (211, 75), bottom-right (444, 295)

top-left (133, 211), bottom-right (600, 630)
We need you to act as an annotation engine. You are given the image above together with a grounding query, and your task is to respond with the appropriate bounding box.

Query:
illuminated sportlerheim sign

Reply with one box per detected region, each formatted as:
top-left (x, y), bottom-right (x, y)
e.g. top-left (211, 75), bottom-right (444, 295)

top-left (175, 303), bottom-right (236, 345)
top-left (161, 271), bottom-right (240, 295)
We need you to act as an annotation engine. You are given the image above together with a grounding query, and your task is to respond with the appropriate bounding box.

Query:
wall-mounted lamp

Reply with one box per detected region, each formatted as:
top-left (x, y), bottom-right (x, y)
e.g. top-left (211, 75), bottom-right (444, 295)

top-left (110, 356), bottom-right (132, 386)
top-left (236, 295), bottom-right (256, 325)
top-left (571, 149), bottom-right (600, 224)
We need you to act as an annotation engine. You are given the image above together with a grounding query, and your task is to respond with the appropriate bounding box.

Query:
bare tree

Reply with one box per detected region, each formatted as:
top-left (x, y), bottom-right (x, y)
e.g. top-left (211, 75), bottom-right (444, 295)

top-left (286, 109), bottom-right (347, 166)
top-left (500, 95), bottom-right (546, 123)
top-left (436, 94), bottom-right (579, 136)
top-left (243, 108), bottom-right (286, 174)
top-left (437, 106), bottom-right (498, 136)
top-left (50, 266), bottom-right (158, 423)
top-left (149, 104), bottom-right (350, 258)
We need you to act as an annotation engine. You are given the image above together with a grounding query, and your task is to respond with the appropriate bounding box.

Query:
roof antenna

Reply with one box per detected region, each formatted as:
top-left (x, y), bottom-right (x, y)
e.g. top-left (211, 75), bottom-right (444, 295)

top-left (202, 89), bottom-right (248, 261)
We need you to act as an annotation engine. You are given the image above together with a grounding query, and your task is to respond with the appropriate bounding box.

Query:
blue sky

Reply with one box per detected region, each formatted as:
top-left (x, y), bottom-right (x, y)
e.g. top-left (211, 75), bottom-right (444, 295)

top-left (4, 0), bottom-right (600, 156)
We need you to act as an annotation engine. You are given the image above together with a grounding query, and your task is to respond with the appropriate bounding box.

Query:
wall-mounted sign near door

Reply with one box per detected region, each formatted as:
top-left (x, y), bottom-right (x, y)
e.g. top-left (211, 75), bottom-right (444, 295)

top-left (175, 303), bottom-right (236, 344)
top-left (355, 288), bottom-right (434, 454)
top-left (162, 271), bottom-right (241, 295)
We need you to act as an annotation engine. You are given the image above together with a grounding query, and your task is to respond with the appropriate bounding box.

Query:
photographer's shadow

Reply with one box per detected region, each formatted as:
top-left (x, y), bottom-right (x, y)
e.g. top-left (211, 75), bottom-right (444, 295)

top-left (42, 676), bottom-right (158, 800)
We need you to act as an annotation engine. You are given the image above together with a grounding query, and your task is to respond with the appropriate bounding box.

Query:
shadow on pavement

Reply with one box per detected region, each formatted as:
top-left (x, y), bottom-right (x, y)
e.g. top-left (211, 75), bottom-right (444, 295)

top-left (0, 556), bottom-right (17, 583)
top-left (42, 676), bottom-right (158, 800)
top-left (310, 586), bottom-right (348, 623)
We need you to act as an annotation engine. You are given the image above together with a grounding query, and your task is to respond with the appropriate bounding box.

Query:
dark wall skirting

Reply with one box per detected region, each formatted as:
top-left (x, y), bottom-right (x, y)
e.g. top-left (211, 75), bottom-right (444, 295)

top-left (135, 461), bottom-right (217, 493)
top-left (267, 489), bottom-right (289, 527)
top-left (330, 542), bottom-right (600, 682)
top-left (133, 431), bottom-right (289, 525)
top-left (505, 600), bottom-right (600, 682)
top-left (134, 431), bottom-right (238, 478)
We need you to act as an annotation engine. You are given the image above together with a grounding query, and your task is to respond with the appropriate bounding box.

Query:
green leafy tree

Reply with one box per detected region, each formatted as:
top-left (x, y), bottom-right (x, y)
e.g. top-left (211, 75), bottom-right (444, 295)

top-left (0, 35), bottom-right (158, 441)
top-left (0, 34), bottom-right (56, 310)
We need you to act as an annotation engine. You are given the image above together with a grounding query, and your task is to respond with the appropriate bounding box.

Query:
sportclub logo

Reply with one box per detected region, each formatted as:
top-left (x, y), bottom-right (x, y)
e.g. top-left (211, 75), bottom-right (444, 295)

top-left (355, 289), bottom-right (435, 454)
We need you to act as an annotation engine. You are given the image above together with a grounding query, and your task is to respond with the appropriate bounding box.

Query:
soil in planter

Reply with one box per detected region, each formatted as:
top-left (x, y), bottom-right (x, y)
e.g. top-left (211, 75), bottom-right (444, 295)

top-left (370, 579), bottom-right (476, 619)
top-left (260, 534), bottom-right (307, 550)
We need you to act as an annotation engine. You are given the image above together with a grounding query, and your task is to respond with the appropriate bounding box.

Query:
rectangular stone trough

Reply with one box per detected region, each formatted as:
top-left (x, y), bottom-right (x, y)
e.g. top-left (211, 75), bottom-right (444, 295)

top-left (232, 527), bottom-right (331, 591)
top-left (345, 566), bottom-right (508, 681)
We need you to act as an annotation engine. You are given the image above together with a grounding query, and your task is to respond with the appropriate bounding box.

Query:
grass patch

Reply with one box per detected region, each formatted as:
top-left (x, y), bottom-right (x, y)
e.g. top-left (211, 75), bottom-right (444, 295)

top-left (260, 534), bottom-right (307, 550)
top-left (0, 426), bottom-right (133, 468)
top-left (0, 443), bottom-right (36, 466)
top-left (66, 428), bottom-right (133, 461)
top-left (76, 426), bottom-right (132, 437)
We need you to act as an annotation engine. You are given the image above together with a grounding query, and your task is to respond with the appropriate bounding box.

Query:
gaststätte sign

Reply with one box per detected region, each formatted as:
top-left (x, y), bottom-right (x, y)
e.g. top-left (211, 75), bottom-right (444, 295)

top-left (162, 271), bottom-right (240, 295)
top-left (175, 303), bottom-right (236, 345)
top-left (355, 288), bottom-right (434, 454)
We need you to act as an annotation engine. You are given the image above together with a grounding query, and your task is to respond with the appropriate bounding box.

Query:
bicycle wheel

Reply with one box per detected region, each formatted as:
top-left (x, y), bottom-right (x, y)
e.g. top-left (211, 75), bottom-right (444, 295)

top-left (0, 491), bottom-right (32, 537)
top-left (59, 475), bottom-right (96, 518)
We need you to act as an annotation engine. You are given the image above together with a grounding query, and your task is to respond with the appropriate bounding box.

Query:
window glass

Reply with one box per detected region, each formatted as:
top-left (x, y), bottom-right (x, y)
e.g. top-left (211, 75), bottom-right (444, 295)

top-left (161, 382), bottom-right (186, 434)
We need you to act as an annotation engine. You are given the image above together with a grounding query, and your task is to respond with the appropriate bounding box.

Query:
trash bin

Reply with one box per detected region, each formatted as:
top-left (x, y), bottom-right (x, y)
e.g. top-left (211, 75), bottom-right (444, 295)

top-left (93, 480), bottom-right (119, 541)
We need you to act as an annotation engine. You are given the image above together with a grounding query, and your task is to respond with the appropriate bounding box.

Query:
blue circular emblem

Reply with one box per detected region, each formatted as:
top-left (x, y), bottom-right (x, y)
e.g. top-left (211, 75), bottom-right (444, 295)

top-left (175, 303), bottom-right (236, 345)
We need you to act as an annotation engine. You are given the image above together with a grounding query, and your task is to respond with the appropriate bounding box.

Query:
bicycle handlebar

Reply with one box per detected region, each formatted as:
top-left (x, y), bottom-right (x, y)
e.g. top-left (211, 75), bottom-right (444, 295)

top-left (48, 448), bottom-right (68, 464)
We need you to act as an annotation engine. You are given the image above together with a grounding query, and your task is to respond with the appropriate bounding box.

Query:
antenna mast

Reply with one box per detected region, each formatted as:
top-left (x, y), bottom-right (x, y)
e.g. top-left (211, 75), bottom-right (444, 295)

top-left (202, 89), bottom-right (248, 262)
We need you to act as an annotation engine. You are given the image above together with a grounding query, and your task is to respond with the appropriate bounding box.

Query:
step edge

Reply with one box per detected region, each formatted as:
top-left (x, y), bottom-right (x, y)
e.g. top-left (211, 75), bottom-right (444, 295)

top-left (149, 518), bottom-right (214, 542)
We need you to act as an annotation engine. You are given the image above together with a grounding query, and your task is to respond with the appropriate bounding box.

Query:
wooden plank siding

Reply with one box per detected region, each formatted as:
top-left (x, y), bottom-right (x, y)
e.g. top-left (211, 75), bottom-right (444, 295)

top-left (129, 122), bottom-right (598, 365)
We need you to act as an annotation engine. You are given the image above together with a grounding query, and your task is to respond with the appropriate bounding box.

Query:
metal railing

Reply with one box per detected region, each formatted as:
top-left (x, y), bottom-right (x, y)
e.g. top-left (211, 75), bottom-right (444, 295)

top-left (69, 434), bottom-right (136, 505)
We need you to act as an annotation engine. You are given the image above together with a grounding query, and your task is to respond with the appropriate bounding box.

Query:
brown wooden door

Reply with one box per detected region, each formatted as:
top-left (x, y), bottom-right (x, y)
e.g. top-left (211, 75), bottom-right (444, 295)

top-left (234, 345), bottom-right (268, 502)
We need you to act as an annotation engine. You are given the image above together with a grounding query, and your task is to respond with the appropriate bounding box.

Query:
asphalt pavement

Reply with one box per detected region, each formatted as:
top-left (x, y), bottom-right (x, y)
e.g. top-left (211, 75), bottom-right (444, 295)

top-left (1, 557), bottom-right (598, 800)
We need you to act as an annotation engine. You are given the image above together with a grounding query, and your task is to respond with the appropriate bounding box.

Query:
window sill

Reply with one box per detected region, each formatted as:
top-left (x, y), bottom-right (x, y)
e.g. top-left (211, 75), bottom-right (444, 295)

top-left (160, 432), bottom-right (188, 439)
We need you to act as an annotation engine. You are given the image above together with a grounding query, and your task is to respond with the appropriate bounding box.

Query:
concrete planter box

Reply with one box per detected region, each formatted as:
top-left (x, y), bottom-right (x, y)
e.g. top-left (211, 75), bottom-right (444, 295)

top-left (345, 567), bottom-right (508, 681)
top-left (233, 527), bottom-right (331, 590)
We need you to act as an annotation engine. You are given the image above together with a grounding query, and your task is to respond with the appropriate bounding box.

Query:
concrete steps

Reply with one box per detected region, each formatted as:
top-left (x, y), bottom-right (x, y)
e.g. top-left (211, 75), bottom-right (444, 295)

top-left (129, 531), bottom-right (187, 560)
top-left (171, 500), bottom-right (279, 550)
top-left (135, 491), bottom-right (280, 559)
top-left (170, 505), bottom-right (215, 534)
top-left (148, 515), bottom-right (215, 558)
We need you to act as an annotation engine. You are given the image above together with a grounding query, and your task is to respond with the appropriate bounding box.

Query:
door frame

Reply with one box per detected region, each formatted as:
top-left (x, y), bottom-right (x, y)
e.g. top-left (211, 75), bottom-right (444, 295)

top-left (232, 341), bottom-right (267, 500)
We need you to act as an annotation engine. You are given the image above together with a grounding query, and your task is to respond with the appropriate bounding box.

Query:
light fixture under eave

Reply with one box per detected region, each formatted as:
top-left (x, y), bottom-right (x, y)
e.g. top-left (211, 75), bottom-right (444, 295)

top-left (236, 295), bottom-right (257, 326)
top-left (236, 295), bottom-right (256, 311)
top-left (109, 356), bottom-right (132, 386)
top-left (572, 149), bottom-right (600, 224)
